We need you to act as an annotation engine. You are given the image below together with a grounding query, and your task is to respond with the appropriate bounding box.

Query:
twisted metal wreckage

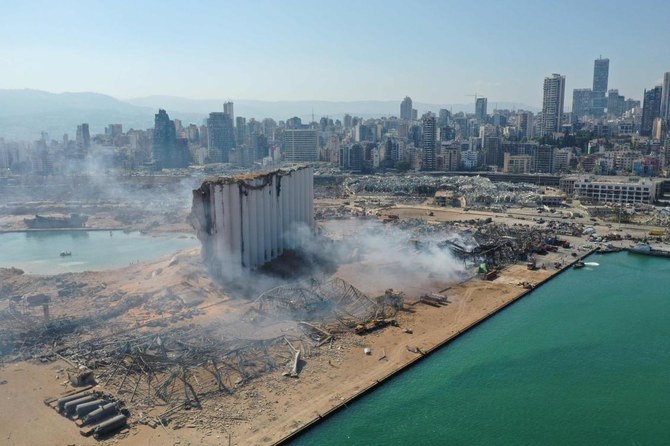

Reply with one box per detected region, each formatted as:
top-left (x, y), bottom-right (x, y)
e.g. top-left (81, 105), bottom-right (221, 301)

top-left (0, 274), bottom-right (401, 434)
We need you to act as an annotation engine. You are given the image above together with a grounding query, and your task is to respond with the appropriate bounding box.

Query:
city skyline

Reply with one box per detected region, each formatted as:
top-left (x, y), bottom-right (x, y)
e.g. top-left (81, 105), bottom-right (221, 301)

top-left (1, 0), bottom-right (669, 107)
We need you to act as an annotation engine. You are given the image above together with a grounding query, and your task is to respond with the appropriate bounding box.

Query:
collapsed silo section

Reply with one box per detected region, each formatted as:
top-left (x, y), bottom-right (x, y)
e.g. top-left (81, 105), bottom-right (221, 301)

top-left (190, 166), bottom-right (314, 281)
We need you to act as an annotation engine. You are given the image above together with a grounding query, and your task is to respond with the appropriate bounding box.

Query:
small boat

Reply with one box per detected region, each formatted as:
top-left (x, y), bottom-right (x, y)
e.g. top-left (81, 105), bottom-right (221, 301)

top-left (59, 251), bottom-right (72, 257)
top-left (573, 260), bottom-right (585, 269)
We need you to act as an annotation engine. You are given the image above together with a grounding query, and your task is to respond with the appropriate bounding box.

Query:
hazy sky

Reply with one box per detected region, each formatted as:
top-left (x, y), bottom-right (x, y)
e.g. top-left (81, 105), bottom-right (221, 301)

top-left (1, 0), bottom-right (669, 107)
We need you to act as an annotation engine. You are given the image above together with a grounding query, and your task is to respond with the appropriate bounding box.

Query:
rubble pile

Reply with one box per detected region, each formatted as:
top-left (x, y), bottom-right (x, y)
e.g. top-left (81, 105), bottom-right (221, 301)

top-left (469, 223), bottom-right (550, 265)
top-left (253, 277), bottom-right (397, 331)
top-left (375, 215), bottom-right (568, 269)
top-left (315, 205), bottom-right (358, 220)
top-left (1, 260), bottom-right (410, 437)
top-left (632, 206), bottom-right (670, 228)
top-left (339, 175), bottom-right (542, 208)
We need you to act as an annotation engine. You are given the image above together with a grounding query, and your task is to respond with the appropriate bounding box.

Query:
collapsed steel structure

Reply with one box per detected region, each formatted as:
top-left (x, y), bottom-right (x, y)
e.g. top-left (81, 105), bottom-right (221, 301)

top-left (254, 277), bottom-right (396, 330)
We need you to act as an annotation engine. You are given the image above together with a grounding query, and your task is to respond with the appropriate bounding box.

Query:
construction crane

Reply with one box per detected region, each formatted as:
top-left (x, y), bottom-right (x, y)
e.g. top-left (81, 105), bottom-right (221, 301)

top-left (465, 93), bottom-right (480, 102)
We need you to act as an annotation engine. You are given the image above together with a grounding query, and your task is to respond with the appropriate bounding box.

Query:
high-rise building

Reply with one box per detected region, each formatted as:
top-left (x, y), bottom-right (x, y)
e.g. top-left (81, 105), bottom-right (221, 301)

top-left (572, 89), bottom-right (593, 122)
top-left (262, 118), bottom-right (277, 142)
top-left (400, 97), bottom-right (413, 121)
top-left (541, 74), bottom-right (566, 136)
top-left (624, 98), bottom-right (641, 113)
top-left (173, 119), bottom-right (183, 134)
top-left (442, 143), bottom-right (461, 171)
top-left (207, 112), bottom-right (235, 163)
top-left (483, 136), bottom-right (500, 166)
top-left (354, 123), bottom-right (374, 142)
top-left (535, 145), bottom-right (555, 173)
top-left (652, 118), bottom-right (664, 141)
top-left (106, 124), bottom-right (123, 138)
top-left (421, 116), bottom-right (436, 170)
top-left (439, 125), bottom-right (455, 141)
top-left (607, 89), bottom-right (625, 117)
top-left (76, 123), bottom-right (90, 150)
top-left (503, 153), bottom-right (533, 173)
top-left (409, 124), bottom-right (422, 148)
top-left (660, 72), bottom-right (670, 121)
top-left (475, 97), bottom-right (488, 122)
top-left (517, 111), bottom-right (533, 139)
top-left (342, 143), bottom-right (364, 171)
top-left (281, 129), bottom-right (318, 162)
top-left (343, 114), bottom-right (353, 129)
top-left (592, 57), bottom-right (609, 94)
top-left (438, 109), bottom-right (451, 127)
top-left (223, 101), bottom-right (234, 122)
top-left (153, 110), bottom-right (180, 168)
top-left (592, 57), bottom-right (609, 117)
top-left (152, 109), bottom-right (190, 168)
top-left (286, 117), bottom-right (302, 129)
top-left (641, 86), bottom-right (662, 137)
top-left (152, 110), bottom-right (174, 162)
top-left (385, 138), bottom-right (400, 162)
top-left (236, 116), bottom-right (246, 146)
top-left (553, 148), bottom-right (572, 173)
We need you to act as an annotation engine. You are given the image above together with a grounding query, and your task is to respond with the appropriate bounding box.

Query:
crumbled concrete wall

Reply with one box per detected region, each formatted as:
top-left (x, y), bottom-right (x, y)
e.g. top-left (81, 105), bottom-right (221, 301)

top-left (190, 166), bottom-right (313, 281)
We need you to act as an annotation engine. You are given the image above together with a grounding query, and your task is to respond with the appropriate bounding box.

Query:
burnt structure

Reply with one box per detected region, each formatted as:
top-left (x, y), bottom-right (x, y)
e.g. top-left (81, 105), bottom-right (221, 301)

top-left (24, 213), bottom-right (88, 229)
top-left (191, 166), bottom-right (314, 280)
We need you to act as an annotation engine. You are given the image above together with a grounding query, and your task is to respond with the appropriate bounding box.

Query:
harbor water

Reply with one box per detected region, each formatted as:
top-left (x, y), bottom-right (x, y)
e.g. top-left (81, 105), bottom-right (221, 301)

top-left (290, 252), bottom-right (670, 445)
top-left (0, 230), bottom-right (198, 274)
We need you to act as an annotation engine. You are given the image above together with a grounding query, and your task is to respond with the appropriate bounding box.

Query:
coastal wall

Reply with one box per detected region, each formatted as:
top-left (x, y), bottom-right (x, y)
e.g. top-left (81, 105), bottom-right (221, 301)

top-left (190, 166), bottom-right (313, 280)
top-left (272, 250), bottom-right (595, 445)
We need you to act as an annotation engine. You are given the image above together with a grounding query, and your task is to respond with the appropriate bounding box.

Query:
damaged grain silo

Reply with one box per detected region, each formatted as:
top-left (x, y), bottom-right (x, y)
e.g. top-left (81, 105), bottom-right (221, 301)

top-left (191, 166), bottom-right (314, 280)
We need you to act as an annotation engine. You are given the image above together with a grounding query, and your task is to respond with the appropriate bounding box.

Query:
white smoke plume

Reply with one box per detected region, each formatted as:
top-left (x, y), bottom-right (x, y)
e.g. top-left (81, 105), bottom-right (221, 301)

top-left (284, 219), bottom-right (468, 296)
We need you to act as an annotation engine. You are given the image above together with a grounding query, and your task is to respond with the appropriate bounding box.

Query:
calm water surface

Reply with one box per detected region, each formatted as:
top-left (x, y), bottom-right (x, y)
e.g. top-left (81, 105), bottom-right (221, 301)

top-left (291, 252), bottom-right (670, 445)
top-left (0, 230), bottom-right (197, 274)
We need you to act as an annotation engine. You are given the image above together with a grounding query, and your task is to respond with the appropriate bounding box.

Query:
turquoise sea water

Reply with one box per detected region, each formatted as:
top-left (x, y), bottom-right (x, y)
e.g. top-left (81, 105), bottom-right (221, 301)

top-left (291, 252), bottom-right (670, 445)
top-left (0, 230), bottom-right (197, 274)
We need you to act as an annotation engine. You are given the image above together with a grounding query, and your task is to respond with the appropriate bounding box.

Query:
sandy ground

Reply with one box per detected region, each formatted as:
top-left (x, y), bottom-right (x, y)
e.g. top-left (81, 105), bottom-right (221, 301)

top-left (0, 197), bottom-right (658, 446)
top-left (0, 361), bottom-right (102, 446)
top-left (0, 248), bottom-right (578, 446)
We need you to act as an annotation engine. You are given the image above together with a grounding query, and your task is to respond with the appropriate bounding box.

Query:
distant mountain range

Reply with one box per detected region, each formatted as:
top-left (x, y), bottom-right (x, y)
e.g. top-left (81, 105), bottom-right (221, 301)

top-left (0, 89), bottom-right (539, 141)
top-left (126, 96), bottom-right (540, 122)
top-left (0, 89), bottom-right (154, 141)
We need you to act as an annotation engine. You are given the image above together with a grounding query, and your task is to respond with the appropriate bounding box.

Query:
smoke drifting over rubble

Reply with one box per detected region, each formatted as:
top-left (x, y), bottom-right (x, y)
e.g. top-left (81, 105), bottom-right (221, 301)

top-left (289, 220), bottom-right (467, 294)
top-left (189, 164), bottom-right (468, 297)
top-left (190, 205), bottom-right (466, 300)
top-left (0, 151), bottom-right (203, 233)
